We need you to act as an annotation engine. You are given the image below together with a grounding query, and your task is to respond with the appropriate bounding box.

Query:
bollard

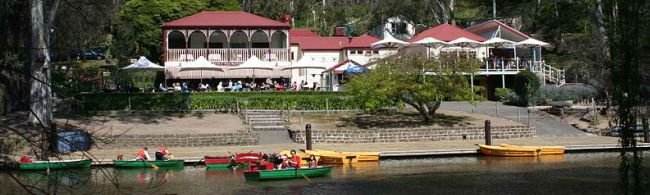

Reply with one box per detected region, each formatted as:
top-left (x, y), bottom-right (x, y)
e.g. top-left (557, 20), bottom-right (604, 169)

top-left (643, 117), bottom-right (649, 143)
top-left (495, 102), bottom-right (499, 117)
top-left (517, 109), bottom-right (521, 122)
top-left (305, 124), bottom-right (312, 150)
top-left (484, 120), bottom-right (492, 145)
top-left (527, 109), bottom-right (531, 125)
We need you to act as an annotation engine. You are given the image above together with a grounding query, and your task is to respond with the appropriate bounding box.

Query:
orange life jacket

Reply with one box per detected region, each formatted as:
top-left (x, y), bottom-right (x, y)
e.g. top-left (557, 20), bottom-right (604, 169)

top-left (136, 149), bottom-right (147, 159)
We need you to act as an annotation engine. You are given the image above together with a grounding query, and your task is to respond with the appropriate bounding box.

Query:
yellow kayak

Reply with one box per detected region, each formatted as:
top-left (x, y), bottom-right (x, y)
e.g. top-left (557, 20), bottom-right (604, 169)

top-left (305, 149), bottom-right (380, 164)
top-left (499, 144), bottom-right (565, 155)
top-left (477, 144), bottom-right (541, 157)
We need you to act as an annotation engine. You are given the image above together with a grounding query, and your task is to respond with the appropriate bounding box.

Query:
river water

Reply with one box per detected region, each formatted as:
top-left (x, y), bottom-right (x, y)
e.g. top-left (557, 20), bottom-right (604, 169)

top-left (1, 152), bottom-right (647, 194)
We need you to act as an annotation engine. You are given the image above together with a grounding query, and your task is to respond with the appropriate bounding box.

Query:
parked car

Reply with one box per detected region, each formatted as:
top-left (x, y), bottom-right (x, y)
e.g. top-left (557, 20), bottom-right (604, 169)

top-left (609, 124), bottom-right (646, 137)
top-left (70, 49), bottom-right (105, 60)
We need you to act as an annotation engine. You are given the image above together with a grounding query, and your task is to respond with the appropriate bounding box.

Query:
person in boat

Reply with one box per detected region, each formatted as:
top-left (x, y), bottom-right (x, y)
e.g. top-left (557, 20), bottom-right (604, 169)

top-left (307, 155), bottom-right (318, 168)
top-left (288, 150), bottom-right (301, 168)
top-left (279, 155), bottom-right (290, 169)
top-left (259, 154), bottom-right (275, 170)
top-left (155, 147), bottom-right (169, 161)
top-left (227, 154), bottom-right (238, 169)
top-left (135, 147), bottom-right (151, 161)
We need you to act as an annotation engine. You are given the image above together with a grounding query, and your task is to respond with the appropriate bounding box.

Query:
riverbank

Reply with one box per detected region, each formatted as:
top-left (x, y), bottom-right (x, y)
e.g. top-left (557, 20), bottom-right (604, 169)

top-left (69, 136), bottom-right (646, 165)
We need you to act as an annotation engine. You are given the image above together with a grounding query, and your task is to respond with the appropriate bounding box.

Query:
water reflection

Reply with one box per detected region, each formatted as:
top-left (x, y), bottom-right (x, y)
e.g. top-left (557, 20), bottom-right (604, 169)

top-left (478, 155), bottom-right (566, 165)
top-left (1, 152), bottom-right (648, 194)
top-left (113, 166), bottom-right (183, 185)
top-left (15, 169), bottom-right (91, 188)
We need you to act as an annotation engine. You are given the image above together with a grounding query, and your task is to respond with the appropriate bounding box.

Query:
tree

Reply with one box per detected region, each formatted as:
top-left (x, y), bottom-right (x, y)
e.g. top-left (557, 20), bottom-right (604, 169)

top-left (116, 0), bottom-right (241, 61)
top-left (513, 70), bottom-right (541, 106)
top-left (347, 54), bottom-right (480, 123)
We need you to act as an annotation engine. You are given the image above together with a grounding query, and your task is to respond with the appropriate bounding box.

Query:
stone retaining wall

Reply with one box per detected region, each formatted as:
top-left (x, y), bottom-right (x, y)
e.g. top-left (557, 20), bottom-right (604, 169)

top-left (99, 132), bottom-right (258, 149)
top-left (288, 126), bottom-right (535, 144)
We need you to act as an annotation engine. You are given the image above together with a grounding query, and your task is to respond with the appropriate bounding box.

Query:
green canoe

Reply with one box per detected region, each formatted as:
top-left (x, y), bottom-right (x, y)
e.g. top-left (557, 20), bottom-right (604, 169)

top-left (19, 159), bottom-right (92, 170)
top-left (113, 160), bottom-right (185, 168)
top-left (205, 163), bottom-right (247, 170)
top-left (244, 166), bottom-right (333, 181)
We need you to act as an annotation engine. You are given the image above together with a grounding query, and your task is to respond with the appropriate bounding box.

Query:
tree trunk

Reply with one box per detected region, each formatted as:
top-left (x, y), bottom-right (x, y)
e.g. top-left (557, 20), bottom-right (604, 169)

top-left (532, 0), bottom-right (542, 32)
top-left (30, 0), bottom-right (53, 160)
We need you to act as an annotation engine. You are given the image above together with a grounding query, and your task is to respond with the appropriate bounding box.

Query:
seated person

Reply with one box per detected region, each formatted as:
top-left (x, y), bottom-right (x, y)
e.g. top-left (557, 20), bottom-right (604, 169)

top-left (288, 150), bottom-right (301, 168)
top-left (198, 83), bottom-right (208, 92)
top-left (173, 83), bottom-right (182, 92)
top-left (308, 155), bottom-right (318, 168)
top-left (155, 147), bottom-right (169, 161)
top-left (159, 83), bottom-right (167, 92)
top-left (135, 147), bottom-right (151, 161)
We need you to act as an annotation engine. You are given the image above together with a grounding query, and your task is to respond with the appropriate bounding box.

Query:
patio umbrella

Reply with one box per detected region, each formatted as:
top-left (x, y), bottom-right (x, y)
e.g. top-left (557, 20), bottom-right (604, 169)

top-left (482, 37), bottom-right (516, 48)
top-left (121, 56), bottom-right (165, 71)
top-left (447, 37), bottom-right (482, 48)
top-left (514, 38), bottom-right (551, 69)
top-left (343, 64), bottom-right (365, 74)
top-left (179, 56), bottom-right (225, 83)
top-left (281, 57), bottom-right (326, 70)
top-left (228, 56), bottom-right (276, 80)
top-left (121, 56), bottom-right (166, 87)
top-left (282, 56), bottom-right (326, 83)
top-left (371, 32), bottom-right (408, 49)
top-left (411, 37), bottom-right (448, 58)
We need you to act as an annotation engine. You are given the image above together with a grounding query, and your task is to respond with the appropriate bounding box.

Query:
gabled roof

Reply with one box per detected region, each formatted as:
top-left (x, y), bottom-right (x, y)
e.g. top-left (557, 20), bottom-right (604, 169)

top-left (323, 59), bottom-right (362, 73)
top-left (289, 29), bottom-right (320, 38)
top-left (345, 34), bottom-right (380, 49)
top-left (465, 20), bottom-right (530, 42)
top-left (162, 11), bottom-right (291, 28)
top-left (291, 37), bottom-right (350, 51)
top-left (409, 24), bottom-right (486, 42)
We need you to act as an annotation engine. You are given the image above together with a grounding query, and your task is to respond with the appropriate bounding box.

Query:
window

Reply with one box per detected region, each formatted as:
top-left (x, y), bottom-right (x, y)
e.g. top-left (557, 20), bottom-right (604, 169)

top-left (372, 50), bottom-right (379, 54)
top-left (291, 52), bottom-right (295, 60)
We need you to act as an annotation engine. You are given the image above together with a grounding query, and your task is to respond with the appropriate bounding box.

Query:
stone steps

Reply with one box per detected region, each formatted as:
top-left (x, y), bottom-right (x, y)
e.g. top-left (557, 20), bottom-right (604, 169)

top-left (249, 121), bottom-right (286, 126)
top-left (251, 126), bottom-right (287, 131)
top-left (248, 118), bottom-right (284, 122)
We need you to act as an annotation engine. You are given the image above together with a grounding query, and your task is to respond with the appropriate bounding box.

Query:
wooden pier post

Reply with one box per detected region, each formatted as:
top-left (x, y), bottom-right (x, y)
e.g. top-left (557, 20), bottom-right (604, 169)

top-left (484, 120), bottom-right (492, 145)
top-left (305, 124), bottom-right (312, 150)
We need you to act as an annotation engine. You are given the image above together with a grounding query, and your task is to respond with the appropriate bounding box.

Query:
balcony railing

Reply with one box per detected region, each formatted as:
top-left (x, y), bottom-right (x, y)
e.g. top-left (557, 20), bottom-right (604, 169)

top-left (166, 48), bottom-right (290, 65)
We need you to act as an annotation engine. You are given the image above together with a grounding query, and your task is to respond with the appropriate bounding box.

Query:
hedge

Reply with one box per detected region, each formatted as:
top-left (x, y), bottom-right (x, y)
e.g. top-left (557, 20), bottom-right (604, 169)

top-left (76, 91), bottom-right (361, 111)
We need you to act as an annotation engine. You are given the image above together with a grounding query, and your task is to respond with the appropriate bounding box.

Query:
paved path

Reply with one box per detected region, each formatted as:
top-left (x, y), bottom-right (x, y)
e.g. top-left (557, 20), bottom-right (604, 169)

top-left (81, 136), bottom-right (619, 161)
top-left (440, 101), bottom-right (590, 137)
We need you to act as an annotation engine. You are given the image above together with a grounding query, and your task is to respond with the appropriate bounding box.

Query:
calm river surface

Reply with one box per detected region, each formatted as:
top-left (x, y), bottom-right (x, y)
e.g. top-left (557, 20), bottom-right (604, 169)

top-left (1, 152), bottom-right (648, 194)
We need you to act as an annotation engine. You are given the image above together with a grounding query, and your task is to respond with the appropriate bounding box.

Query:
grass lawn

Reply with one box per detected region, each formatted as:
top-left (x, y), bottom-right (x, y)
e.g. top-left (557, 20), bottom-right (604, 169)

top-left (288, 109), bottom-right (522, 131)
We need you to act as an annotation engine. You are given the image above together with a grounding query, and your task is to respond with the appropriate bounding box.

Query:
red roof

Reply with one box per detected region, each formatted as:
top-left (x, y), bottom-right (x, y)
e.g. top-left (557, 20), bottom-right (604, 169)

top-left (465, 20), bottom-right (530, 40)
top-left (291, 37), bottom-right (350, 51)
top-left (162, 11), bottom-right (291, 28)
top-left (409, 24), bottom-right (486, 42)
top-left (289, 29), bottom-right (320, 38)
top-left (345, 34), bottom-right (380, 48)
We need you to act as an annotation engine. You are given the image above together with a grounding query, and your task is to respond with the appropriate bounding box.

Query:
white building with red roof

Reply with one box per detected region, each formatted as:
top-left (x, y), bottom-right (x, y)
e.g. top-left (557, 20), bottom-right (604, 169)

top-left (160, 11), bottom-right (563, 97)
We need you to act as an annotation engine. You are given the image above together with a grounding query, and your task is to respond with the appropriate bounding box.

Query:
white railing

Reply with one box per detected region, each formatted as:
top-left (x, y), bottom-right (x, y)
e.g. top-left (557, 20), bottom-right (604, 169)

top-left (167, 48), bottom-right (289, 64)
top-left (167, 49), bottom-right (208, 62)
top-left (478, 58), bottom-right (565, 85)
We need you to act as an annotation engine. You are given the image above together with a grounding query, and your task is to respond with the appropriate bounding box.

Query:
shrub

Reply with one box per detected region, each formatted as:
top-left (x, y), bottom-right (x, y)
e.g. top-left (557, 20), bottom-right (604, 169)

top-left (77, 91), bottom-right (362, 111)
top-left (513, 70), bottom-right (541, 106)
top-left (536, 85), bottom-right (598, 102)
top-left (495, 88), bottom-right (512, 102)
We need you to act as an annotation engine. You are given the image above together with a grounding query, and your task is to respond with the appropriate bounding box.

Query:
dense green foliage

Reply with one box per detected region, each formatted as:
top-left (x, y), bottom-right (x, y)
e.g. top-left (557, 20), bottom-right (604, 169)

top-left (513, 70), bottom-right (541, 106)
top-left (494, 88), bottom-right (511, 102)
top-left (347, 55), bottom-right (481, 123)
top-left (78, 92), bottom-right (359, 111)
top-left (116, 0), bottom-right (241, 61)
